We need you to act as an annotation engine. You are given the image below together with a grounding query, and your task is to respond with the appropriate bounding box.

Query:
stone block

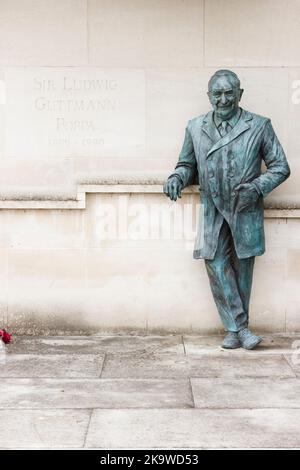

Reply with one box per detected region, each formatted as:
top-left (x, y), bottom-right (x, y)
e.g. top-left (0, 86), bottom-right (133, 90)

top-left (0, 0), bottom-right (87, 66)
top-left (85, 408), bottom-right (300, 448)
top-left (88, 0), bottom-right (203, 67)
top-left (205, 0), bottom-right (300, 67)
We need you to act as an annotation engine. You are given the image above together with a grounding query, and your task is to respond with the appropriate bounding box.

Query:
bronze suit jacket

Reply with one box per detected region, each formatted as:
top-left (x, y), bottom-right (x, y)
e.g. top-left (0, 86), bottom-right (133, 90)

top-left (170, 108), bottom-right (290, 259)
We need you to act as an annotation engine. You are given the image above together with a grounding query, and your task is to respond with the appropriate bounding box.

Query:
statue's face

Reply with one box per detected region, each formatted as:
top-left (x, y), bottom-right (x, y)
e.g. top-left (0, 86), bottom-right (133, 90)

top-left (208, 75), bottom-right (243, 121)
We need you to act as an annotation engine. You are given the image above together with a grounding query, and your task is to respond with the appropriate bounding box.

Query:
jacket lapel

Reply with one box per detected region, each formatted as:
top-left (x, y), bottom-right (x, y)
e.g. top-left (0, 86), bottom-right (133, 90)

top-left (204, 109), bottom-right (253, 158)
top-left (202, 111), bottom-right (220, 144)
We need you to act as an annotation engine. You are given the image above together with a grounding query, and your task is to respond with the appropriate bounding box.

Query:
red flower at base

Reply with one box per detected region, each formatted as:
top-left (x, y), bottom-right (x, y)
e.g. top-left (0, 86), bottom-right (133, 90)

top-left (0, 329), bottom-right (12, 344)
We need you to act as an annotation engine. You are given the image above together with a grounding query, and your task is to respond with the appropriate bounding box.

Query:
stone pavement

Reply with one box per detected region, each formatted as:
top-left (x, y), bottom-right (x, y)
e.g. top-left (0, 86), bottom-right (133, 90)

top-left (1, 334), bottom-right (300, 449)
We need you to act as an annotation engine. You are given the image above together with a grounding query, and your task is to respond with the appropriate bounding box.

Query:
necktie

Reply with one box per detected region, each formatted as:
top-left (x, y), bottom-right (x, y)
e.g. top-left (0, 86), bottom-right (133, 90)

top-left (219, 120), bottom-right (230, 137)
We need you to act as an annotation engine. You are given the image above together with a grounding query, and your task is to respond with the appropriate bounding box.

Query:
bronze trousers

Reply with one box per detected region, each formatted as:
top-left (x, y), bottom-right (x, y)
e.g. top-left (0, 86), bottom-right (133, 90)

top-left (204, 218), bottom-right (255, 332)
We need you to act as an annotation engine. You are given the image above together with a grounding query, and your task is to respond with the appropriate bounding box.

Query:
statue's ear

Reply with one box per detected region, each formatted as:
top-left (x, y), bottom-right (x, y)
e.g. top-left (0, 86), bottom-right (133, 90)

top-left (239, 89), bottom-right (244, 100)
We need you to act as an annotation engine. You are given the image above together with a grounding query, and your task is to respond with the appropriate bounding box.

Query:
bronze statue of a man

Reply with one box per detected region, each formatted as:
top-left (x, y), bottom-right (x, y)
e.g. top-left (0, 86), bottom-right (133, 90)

top-left (163, 69), bottom-right (290, 349)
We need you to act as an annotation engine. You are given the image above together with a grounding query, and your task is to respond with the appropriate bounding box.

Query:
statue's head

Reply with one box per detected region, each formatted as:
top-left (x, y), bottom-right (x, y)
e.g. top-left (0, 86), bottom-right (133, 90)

top-left (207, 70), bottom-right (243, 121)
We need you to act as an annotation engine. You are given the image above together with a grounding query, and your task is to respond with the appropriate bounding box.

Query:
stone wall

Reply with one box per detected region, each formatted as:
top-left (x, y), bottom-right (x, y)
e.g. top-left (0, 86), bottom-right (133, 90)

top-left (0, 183), bottom-right (298, 335)
top-left (0, 0), bottom-right (299, 333)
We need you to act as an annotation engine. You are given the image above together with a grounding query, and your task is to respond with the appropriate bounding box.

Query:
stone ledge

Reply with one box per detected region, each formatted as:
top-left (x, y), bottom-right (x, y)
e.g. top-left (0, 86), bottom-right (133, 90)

top-left (0, 181), bottom-right (298, 217)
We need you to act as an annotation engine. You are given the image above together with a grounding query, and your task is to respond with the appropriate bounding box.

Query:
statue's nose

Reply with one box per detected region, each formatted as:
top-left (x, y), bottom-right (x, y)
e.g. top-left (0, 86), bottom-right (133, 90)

top-left (220, 94), bottom-right (227, 104)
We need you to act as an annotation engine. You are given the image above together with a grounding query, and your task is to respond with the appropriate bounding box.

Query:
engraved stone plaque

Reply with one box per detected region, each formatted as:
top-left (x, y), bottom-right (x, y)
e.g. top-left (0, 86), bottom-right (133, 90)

top-left (4, 68), bottom-right (146, 158)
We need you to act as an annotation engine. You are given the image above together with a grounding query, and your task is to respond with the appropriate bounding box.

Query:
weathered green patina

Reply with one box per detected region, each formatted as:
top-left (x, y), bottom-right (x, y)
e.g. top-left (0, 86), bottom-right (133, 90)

top-left (163, 70), bottom-right (290, 349)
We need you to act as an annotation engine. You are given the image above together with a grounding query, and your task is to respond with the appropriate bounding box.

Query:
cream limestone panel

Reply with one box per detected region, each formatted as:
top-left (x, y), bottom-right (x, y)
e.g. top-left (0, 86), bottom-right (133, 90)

top-left (7, 247), bottom-right (147, 333)
top-left (251, 261), bottom-right (286, 332)
top-left (287, 249), bottom-right (300, 286)
top-left (0, 0), bottom-right (87, 66)
top-left (205, 0), bottom-right (300, 67)
top-left (83, 288), bottom-right (147, 332)
top-left (0, 248), bottom-right (8, 328)
top-left (237, 68), bottom-right (289, 150)
top-left (0, 69), bottom-right (5, 160)
top-left (286, 301), bottom-right (300, 333)
top-left (88, 0), bottom-right (204, 67)
top-left (288, 69), bottom-right (300, 161)
top-left (8, 249), bottom-right (87, 288)
top-left (286, 248), bottom-right (300, 332)
top-left (264, 218), bottom-right (292, 250)
top-left (4, 68), bottom-right (146, 159)
top-left (146, 69), bottom-right (211, 160)
top-left (72, 156), bottom-right (173, 177)
top-left (85, 246), bottom-right (219, 333)
top-left (275, 220), bottom-right (300, 332)
top-left (0, 71), bottom-right (5, 105)
top-left (7, 248), bottom-right (89, 334)
top-left (285, 69), bottom-right (300, 207)
top-left (0, 158), bottom-right (73, 191)
top-left (2, 194), bottom-right (300, 334)
top-left (80, 192), bottom-right (220, 332)
top-left (144, 254), bottom-right (222, 334)
top-left (85, 249), bottom-right (148, 331)
top-left (5, 210), bottom-right (85, 250)
top-left (250, 220), bottom-right (287, 332)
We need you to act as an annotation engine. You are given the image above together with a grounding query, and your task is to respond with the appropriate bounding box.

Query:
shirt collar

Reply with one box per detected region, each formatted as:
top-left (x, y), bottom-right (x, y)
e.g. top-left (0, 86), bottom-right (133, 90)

top-left (213, 107), bottom-right (242, 129)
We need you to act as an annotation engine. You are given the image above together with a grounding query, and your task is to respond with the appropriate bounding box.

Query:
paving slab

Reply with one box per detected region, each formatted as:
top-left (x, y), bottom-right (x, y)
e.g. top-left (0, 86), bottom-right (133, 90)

top-left (0, 409), bottom-right (91, 449)
top-left (8, 335), bottom-right (184, 355)
top-left (183, 335), bottom-right (300, 355)
top-left (284, 354), bottom-right (300, 377)
top-left (85, 408), bottom-right (300, 449)
top-left (0, 378), bottom-right (193, 409)
top-left (101, 353), bottom-right (295, 379)
top-left (0, 354), bottom-right (104, 378)
top-left (191, 377), bottom-right (300, 408)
